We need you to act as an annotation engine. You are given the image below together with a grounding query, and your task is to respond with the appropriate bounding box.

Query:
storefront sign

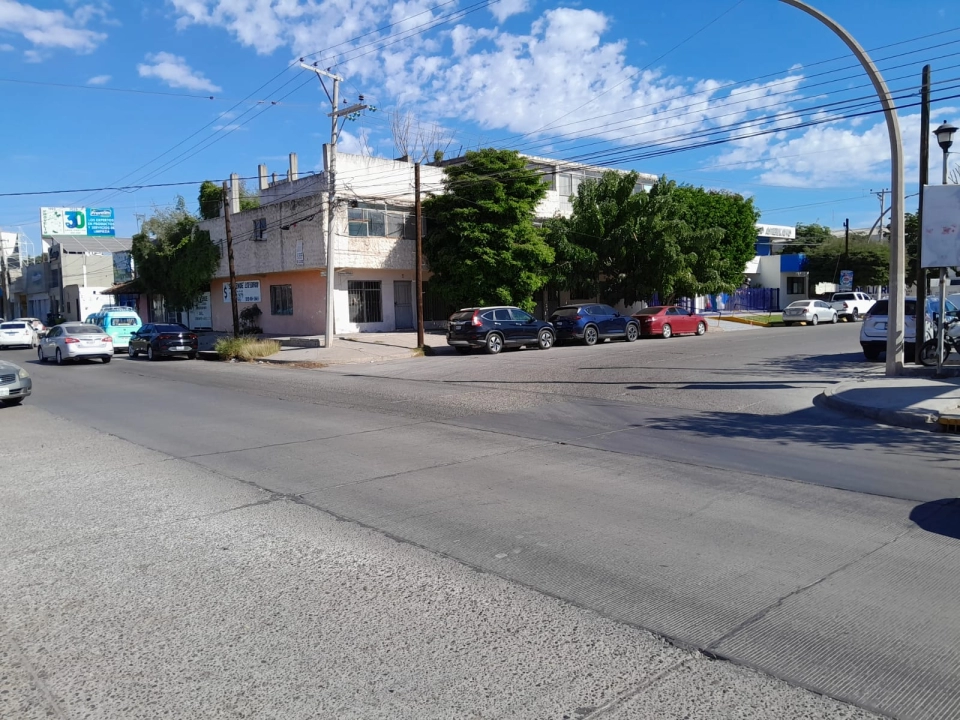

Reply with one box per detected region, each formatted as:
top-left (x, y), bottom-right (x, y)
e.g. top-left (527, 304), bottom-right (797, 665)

top-left (755, 224), bottom-right (796, 239)
top-left (223, 280), bottom-right (261, 303)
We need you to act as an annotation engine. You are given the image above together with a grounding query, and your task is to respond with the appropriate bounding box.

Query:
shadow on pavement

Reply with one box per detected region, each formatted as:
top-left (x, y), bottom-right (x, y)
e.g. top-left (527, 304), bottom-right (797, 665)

top-left (747, 351), bottom-right (879, 378)
top-left (646, 405), bottom-right (960, 454)
top-left (910, 499), bottom-right (960, 539)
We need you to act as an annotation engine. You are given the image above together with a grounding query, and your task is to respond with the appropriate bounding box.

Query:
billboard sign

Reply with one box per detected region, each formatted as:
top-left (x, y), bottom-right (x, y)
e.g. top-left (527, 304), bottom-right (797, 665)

top-left (839, 270), bottom-right (854, 291)
top-left (40, 207), bottom-right (115, 237)
top-left (921, 184), bottom-right (960, 268)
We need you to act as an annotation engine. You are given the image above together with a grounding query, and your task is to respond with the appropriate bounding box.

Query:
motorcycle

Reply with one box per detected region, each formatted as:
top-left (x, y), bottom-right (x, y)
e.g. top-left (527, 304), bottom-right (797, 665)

top-left (919, 315), bottom-right (960, 366)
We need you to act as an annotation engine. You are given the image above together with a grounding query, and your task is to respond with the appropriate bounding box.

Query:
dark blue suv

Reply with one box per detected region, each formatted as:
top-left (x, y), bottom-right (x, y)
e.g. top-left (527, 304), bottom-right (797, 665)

top-left (549, 304), bottom-right (640, 345)
top-left (447, 306), bottom-right (556, 355)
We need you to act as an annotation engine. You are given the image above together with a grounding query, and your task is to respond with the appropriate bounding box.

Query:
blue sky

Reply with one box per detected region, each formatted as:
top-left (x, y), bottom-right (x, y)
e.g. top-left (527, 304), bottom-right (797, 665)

top-left (1, 0), bottom-right (958, 245)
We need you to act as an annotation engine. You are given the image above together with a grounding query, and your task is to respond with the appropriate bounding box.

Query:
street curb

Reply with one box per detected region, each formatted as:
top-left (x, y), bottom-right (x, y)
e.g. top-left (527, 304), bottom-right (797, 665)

top-left (819, 383), bottom-right (940, 431)
top-left (719, 316), bottom-right (774, 327)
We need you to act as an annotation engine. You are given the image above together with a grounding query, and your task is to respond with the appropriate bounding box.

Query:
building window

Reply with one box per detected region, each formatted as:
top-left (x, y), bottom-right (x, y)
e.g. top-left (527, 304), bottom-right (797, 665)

top-left (270, 284), bottom-right (293, 315)
top-left (253, 217), bottom-right (267, 241)
top-left (348, 281), bottom-right (382, 323)
top-left (787, 277), bottom-right (806, 295)
top-left (558, 173), bottom-right (573, 197)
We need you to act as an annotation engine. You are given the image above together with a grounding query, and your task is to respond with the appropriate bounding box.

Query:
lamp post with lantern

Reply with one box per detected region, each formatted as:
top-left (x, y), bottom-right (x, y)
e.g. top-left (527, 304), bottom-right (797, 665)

top-left (933, 121), bottom-right (957, 373)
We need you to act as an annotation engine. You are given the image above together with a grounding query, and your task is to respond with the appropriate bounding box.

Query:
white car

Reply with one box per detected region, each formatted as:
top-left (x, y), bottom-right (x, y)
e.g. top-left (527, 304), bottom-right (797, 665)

top-left (782, 300), bottom-right (838, 326)
top-left (829, 292), bottom-right (875, 321)
top-left (860, 296), bottom-right (957, 361)
top-left (0, 321), bottom-right (38, 349)
top-left (38, 323), bottom-right (113, 364)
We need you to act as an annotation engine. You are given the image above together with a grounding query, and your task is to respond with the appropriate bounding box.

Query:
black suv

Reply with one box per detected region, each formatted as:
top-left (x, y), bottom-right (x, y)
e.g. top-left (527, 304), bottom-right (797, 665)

top-left (447, 306), bottom-right (556, 355)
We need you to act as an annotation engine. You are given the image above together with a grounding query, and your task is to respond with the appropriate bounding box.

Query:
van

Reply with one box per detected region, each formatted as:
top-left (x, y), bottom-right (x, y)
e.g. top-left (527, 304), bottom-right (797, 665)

top-left (90, 306), bottom-right (142, 352)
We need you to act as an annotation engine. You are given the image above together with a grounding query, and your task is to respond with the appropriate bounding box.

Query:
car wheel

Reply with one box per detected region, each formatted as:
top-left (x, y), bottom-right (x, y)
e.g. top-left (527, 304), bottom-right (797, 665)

top-left (484, 333), bottom-right (504, 355)
top-left (128, 345), bottom-right (137, 358)
top-left (102, 355), bottom-right (111, 364)
top-left (783, 322), bottom-right (793, 327)
top-left (852, 309), bottom-right (860, 322)
top-left (2, 398), bottom-right (24, 407)
top-left (188, 352), bottom-right (197, 360)
top-left (148, 346), bottom-right (157, 361)
top-left (38, 346), bottom-right (46, 363)
top-left (810, 315), bottom-right (819, 326)
top-left (55, 348), bottom-right (64, 365)
top-left (863, 349), bottom-right (881, 361)
top-left (695, 321), bottom-right (706, 336)
top-left (625, 323), bottom-right (639, 342)
top-left (831, 312), bottom-right (838, 324)
top-left (537, 329), bottom-right (555, 350)
top-left (661, 324), bottom-right (672, 339)
top-left (454, 346), bottom-right (471, 355)
top-left (583, 325), bottom-right (599, 346)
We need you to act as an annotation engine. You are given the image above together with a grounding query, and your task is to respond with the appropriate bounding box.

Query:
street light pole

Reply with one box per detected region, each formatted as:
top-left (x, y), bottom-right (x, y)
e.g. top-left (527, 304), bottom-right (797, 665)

top-left (779, 0), bottom-right (905, 376)
top-left (934, 121), bottom-right (957, 374)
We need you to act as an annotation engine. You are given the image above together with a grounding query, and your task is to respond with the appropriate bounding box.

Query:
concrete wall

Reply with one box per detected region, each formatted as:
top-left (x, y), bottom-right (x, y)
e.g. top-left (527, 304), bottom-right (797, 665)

top-left (211, 270), bottom-right (326, 336)
top-left (332, 268), bottom-right (419, 334)
top-left (63, 285), bottom-right (114, 322)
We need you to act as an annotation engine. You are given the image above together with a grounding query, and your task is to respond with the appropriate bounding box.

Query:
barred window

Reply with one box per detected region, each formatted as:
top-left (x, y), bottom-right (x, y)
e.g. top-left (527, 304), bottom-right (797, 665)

top-left (348, 281), bottom-right (382, 323)
top-left (270, 284), bottom-right (293, 315)
top-left (253, 217), bottom-right (267, 240)
top-left (348, 205), bottom-right (412, 238)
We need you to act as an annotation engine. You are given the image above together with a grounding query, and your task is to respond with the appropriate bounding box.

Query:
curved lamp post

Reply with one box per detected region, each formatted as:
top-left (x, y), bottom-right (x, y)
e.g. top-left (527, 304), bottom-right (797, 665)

top-left (779, 0), bottom-right (905, 375)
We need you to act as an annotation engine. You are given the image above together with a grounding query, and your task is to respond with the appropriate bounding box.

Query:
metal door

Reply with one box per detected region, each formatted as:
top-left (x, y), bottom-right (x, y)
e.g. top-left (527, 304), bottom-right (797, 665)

top-left (394, 281), bottom-right (414, 329)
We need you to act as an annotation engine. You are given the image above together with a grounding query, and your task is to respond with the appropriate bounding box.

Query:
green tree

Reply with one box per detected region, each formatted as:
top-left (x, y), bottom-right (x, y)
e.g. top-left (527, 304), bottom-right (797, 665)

top-left (422, 148), bottom-right (553, 312)
top-left (132, 197), bottom-right (221, 312)
top-left (198, 179), bottom-right (260, 220)
top-left (673, 185), bottom-right (759, 295)
top-left (802, 237), bottom-right (889, 287)
top-left (790, 222), bottom-right (835, 251)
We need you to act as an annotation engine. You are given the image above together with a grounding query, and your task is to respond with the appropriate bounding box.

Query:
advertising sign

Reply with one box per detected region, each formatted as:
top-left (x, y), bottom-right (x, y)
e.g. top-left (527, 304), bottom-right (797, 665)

top-left (188, 292), bottom-right (212, 329)
top-left (839, 270), bottom-right (854, 292)
top-left (40, 207), bottom-right (115, 237)
top-left (921, 184), bottom-right (960, 268)
top-left (223, 280), bottom-right (261, 303)
top-left (755, 224), bottom-right (796, 239)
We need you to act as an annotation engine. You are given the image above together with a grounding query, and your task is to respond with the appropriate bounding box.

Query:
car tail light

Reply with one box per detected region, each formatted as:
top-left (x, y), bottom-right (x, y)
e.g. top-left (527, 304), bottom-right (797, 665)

top-left (843, 302), bottom-right (849, 309)
top-left (102, 336), bottom-right (113, 343)
top-left (471, 311), bottom-right (483, 327)
top-left (574, 314), bottom-right (583, 321)
top-left (159, 334), bottom-right (176, 340)
top-left (64, 337), bottom-right (79, 344)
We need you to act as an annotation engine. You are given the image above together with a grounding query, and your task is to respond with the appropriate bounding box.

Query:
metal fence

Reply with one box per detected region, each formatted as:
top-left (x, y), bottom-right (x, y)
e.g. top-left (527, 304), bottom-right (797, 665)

top-left (651, 288), bottom-right (780, 313)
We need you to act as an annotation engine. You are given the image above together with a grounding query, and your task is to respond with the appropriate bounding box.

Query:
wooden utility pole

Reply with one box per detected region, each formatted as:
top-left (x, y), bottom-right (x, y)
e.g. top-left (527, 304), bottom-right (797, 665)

top-left (222, 181), bottom-right (240, 338)
top-left (415, 162), bottom-right (424, 349)
top-left (916, 64), bottom-right (931, 365)
top-left (844, 218), bottom-right (849, 261)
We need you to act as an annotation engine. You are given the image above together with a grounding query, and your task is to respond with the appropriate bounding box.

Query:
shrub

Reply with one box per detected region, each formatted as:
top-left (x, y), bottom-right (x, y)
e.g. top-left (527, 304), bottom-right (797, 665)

top-left (214, 336), bottom-right (281, 361)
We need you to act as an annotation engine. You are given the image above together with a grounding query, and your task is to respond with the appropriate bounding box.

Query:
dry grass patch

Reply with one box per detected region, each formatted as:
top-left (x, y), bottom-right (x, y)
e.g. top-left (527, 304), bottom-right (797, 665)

top-left (215, 337), bottom-right (281, 360)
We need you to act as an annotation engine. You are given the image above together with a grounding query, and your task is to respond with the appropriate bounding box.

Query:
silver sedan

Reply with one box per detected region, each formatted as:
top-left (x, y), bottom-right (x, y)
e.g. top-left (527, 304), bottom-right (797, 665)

top-left (782, 300), bottom-right (838, 326)
top-left (0, 359), bottom-right (31, 406)
top-left (38, 323), bottom-right (114, 364)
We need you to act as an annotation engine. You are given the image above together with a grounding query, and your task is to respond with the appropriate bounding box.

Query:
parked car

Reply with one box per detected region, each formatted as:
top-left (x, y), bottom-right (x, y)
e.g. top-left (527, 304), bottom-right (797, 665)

top-left (447, 306), bottom-right (556, 355)
top-left (0, 359), bottom-right (31, 406)
top-left (548, 304), bottom-right (640, 345)
top-left (18, 317), bottom-right (47, 337)
top-left (87, 306), bottom-right (142, 352)
top-left (0, 321), bottom-right (37, 349)
top-left (38, 323), bottom-right (113, 364)
top-left (860, 296), bottom-right (958, 361)
top-left (632, 306), bottom-right (708, 338)
top-left (128, 323), bottom-right (199, 360)
top-left (782, 300), bottom-right (838, 326)
top-left (829, 292), bottom-right (875, 321)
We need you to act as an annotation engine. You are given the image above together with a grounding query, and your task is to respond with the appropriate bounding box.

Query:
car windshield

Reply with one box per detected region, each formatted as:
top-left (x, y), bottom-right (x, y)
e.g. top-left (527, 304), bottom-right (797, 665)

top-left (65, 324), bottom-right (105, 335)
top-left (833, 293), bottom-right (855, 300)
top-left (634, 307), bottom-right (665, 316)
top-left (787, 302), bottom-right (811, 308)
top-left (450, 311), bottom-right (475, 321)
top-left (552, 308), bottom-right (581, 317)
top-left (868, 300), bottom-right (919, 316)
top-left (1, 323), bottom-right (26, 329)
top-left (111, 317), bottom-right (138, 326)
top-left (155, 324), bottom-right (187, 333)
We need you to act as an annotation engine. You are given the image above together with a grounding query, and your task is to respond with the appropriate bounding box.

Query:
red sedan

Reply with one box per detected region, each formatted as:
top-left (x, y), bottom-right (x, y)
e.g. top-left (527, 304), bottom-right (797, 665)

top-left (632, 306), bottom-right (708, 338)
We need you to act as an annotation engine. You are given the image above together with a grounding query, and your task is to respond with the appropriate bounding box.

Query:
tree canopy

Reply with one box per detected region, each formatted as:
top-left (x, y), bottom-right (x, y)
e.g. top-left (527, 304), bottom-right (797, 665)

top-left (198, 179), bottom-right (260, 220)
top-left (132, 196), bottom-right (220, 312)
top-left (422, 148), bottom-right (553, 312)
top-left (801, 237), bottom-right (889, 287)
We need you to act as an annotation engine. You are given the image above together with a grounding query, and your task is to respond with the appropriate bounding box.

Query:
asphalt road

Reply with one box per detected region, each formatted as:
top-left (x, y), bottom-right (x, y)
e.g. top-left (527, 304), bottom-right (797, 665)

top-left (3, 321), bottom-right (960, 719)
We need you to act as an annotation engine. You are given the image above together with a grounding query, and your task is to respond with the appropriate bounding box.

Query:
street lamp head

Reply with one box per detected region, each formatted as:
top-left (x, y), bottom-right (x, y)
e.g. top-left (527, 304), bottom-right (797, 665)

top-left (935, 121), bottom-right (958, 152)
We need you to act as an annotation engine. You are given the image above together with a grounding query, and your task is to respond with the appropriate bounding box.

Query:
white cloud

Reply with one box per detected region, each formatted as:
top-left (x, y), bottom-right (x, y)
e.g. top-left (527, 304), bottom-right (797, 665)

top-left (0, 0), bottom-right (107, 52)
top-left (489, 0), bottom-right (530, 24)
top-left (0, 42), bottom-right (13, 51)
top-left (23, 47), bottom-right (42, 62)
top-left (137, 52), bottom-right (221, 93)
top-left (87, 74), bottom-right (111, 85)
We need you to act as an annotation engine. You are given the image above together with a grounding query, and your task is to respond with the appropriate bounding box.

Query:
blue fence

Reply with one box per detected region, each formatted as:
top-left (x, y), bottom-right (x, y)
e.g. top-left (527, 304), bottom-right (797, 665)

top-left (651, 288), bottom-right (780, 313)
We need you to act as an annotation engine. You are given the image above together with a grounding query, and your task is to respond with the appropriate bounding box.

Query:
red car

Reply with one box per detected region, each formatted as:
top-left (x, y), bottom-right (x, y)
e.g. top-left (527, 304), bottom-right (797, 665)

top-left (632, 306), bottom-right (708, 338)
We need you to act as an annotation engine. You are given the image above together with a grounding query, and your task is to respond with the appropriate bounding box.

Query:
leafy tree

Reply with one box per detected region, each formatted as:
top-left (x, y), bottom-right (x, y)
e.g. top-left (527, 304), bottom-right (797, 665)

top-left (904, 210), bottom-right (935, 287)
top-left (673, 185), bottom-right (758, 295)
top-left (792, 222), bottom-right (835, 249)
top-left (198, 179), bottom-right (260, 220)
top-left (422, 148), bottom-right (553, 312)
top-left (802, 237), bottom-right (889, 287)
top-left (132, 197), bottom-right (221, 312)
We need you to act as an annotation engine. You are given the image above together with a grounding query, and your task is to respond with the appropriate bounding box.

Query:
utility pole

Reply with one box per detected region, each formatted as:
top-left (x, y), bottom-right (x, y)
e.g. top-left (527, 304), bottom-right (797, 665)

top-left (844, 218), bottom-right (849, 260)
top-left (222, 180), bottom-right (240, 338)
top-left (415, 162), bottom-right (424, 349)
top-left (917, 65), bottom-right (931, 366)
top-left (0, 229), bottom-right (8, 320)
top-left (300, 62), bottom-right (367, 349)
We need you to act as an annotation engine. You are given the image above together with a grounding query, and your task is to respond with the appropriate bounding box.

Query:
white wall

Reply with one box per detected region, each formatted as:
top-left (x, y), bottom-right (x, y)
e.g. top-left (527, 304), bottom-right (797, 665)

top-left (332, 269), bottom-right (419, 334)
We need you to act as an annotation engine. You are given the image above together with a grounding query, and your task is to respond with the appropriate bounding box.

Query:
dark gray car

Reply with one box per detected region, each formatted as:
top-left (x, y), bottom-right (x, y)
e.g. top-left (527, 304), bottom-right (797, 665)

top-left (0, 359), bottom-right (32, 407)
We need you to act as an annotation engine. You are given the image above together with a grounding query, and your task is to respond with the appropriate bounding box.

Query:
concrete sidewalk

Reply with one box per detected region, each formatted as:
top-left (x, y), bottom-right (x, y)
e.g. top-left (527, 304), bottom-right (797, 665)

top-left (821, 374), bottom-right (960, 431)
top-left (262, 331), bottom-right (449, 366)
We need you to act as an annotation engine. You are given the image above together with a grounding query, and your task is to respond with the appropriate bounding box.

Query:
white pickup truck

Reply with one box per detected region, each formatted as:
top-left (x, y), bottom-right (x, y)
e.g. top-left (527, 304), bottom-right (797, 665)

top-left (829, 291), bottom-right (876, 321)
